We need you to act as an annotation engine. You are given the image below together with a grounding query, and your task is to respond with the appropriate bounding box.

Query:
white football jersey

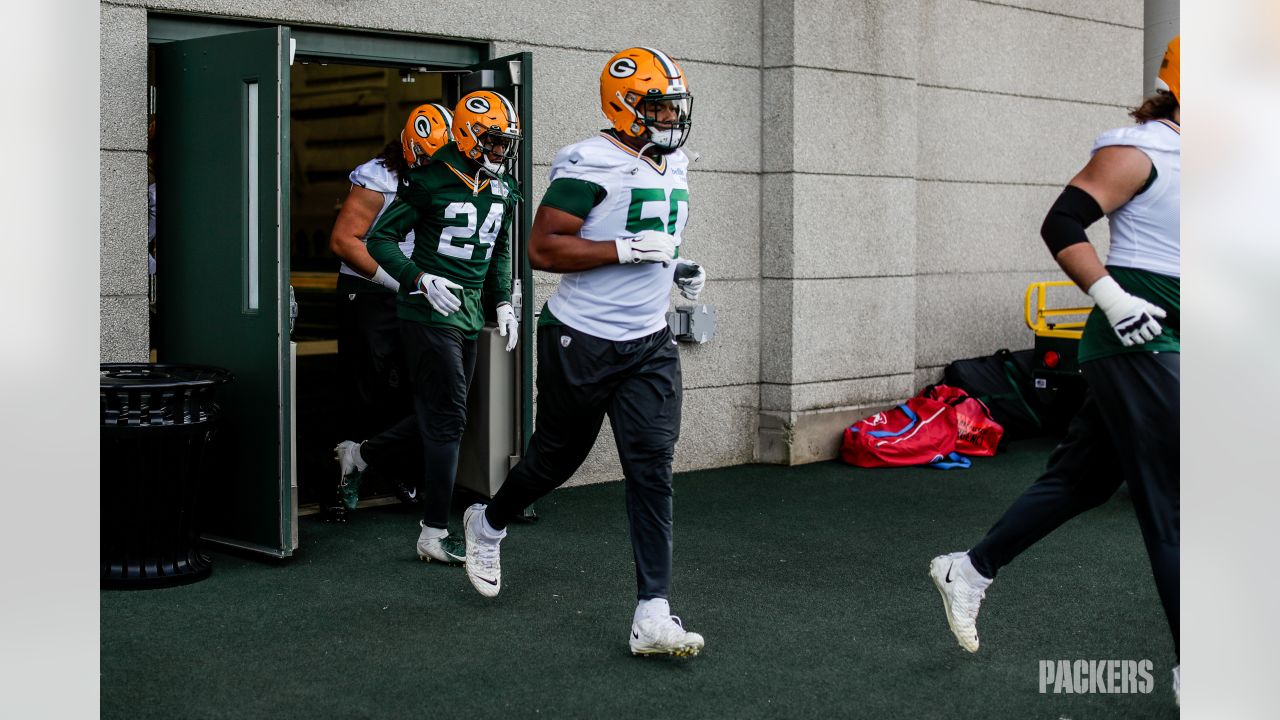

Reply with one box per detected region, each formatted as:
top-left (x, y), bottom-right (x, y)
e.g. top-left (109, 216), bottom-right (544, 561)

top-left (1092, 119), bottom-right (1180, 278)
top-left (338, 157), bottom-right (415, 279)
top-left (545, 134), bottom-right (691, 341)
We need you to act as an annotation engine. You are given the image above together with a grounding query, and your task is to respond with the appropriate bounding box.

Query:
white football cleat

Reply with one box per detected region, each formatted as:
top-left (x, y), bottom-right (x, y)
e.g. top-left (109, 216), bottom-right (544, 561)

top-left (629, 615), bottom-right (705, 657)
top-left (333, 440), bottom-right (366, 511)
top-left (929, 552), bottom-right (992, 653)
top-left (415, 522), bottom-right (465, 564)
top-left (463, 504), bottom-right (503, 597)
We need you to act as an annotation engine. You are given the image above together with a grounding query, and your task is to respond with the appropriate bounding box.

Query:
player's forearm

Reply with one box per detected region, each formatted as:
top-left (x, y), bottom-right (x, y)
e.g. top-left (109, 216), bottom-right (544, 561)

top-left (528, 233), bottom-right (619, 273)
top-left (330, 185), bottom-right (389, 279)
top-left (330, 234), bottom-right (380, 277)
top-left (366, 230), bottom-right (414, 285)
top-left (1053, 243), bottom-right (1109, 293)
top-left (366, 201), bottom-right (419, 286)
top-left (486, 237), bottom-right (513, 303)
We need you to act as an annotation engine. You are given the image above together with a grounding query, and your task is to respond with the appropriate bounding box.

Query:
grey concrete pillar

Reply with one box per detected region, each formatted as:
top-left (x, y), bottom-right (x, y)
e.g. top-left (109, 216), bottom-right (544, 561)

top-left (756, 1), bottom-right (920, 464)
top-left (1144, 0), bottom-right (1180, 97)
top-left (100, 5), bottom-right (151, 362)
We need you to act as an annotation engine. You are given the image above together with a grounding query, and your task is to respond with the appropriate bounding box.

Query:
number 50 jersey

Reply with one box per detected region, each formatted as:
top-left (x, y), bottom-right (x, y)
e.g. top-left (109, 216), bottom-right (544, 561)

top-left (542, 133), bottom-right (690, 341)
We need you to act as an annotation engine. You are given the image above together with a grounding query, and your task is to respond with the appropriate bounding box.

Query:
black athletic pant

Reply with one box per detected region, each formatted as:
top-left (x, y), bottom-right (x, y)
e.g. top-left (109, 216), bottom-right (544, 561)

top-left (336, 284), bottom-right (419, 486)
top-left (401, 322), bottom-right (478, 530)
top-left (358, 416), bottom-right (421, 486)
top-left (968, 351), bottom-right (1179, 655)
top-left (486, 323), bottom-right (682, 601)
top-left (337, 286), bottom-right (412, 437)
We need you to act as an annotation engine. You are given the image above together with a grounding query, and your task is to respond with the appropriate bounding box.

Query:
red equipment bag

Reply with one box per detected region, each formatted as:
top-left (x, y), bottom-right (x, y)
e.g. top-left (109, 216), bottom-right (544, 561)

top-left (921, 384), bottom-right (1004, 457)
top-left (841, 396), bottom-right (959, 468)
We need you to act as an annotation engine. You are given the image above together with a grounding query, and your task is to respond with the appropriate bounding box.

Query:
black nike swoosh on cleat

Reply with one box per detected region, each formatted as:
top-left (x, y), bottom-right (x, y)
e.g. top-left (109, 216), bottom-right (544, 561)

top-left (476, 576), bottom-right (498, 586)
top-left (945, 564), bottom-right (954, 583)
top-left (632, 632), bottom-right (640, 640)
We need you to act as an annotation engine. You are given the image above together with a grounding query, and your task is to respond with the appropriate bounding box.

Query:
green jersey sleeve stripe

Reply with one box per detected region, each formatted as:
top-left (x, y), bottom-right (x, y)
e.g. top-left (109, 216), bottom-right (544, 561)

top-left (541, 178), bottom-right (607, 219)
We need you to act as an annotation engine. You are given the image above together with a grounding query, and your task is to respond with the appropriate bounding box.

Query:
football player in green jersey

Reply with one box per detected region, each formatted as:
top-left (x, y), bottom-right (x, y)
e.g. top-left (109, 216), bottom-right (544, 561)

top-left (365, 90), bottom-right (522, 565)
top-left (328, 103), bottom-right (453, 522)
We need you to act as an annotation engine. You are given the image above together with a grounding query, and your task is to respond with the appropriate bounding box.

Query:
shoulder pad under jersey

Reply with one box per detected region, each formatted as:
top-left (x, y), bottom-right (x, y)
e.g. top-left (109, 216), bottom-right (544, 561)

top-left (548, 136), bottom-right (634, 187)
top-left (396, 161), bottom-right (450, 205)
top-left (349, 157), bottom-right (399, 194)
top-left (1092, 121), bottom-right (1180, 156)
top-left (665, 148), bottom-right (691, 172)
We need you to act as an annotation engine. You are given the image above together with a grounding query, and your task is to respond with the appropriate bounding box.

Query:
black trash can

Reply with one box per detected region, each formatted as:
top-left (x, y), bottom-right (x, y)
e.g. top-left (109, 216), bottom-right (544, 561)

top-left (100, 363), bottom-right (232, 589)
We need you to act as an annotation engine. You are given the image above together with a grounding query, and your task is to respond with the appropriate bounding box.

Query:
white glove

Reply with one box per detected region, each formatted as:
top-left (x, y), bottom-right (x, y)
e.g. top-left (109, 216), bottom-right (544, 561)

top-left (1087, 275), bottom-right (1167, 347)
top-left (411, 272), bottom-right (463, 316)
top-left (615, 229), bottom-right (677, 265)
top-left (673, 258), bottom-right (705, 300)
top-left (496, 302), bottom-right (518, 352)
top-left (371, 266), bottom-right (400, 293)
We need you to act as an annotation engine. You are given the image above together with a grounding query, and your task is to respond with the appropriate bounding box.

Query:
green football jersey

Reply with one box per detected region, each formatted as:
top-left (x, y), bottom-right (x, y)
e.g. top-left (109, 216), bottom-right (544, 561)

top-left (366, 142), bottom-right (517, 337)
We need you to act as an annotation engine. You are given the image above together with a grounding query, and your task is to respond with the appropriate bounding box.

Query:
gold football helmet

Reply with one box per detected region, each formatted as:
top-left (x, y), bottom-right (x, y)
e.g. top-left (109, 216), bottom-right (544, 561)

top-left (401, 103), bottom-right (454, 167)
top-left (451, 90), bottom-right (521, 175)
top-left (1155, 35), bottom-right (1179, 104)
top-left (600, 47), bottom-right (693, 150)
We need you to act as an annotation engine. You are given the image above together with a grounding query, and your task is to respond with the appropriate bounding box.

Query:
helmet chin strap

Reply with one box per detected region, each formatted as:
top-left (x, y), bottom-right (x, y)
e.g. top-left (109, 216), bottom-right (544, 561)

top-left (624, 140), bottom-right (658, 176)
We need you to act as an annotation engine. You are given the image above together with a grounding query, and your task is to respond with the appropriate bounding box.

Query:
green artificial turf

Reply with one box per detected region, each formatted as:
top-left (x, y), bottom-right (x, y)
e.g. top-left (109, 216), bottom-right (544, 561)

top-left (100, 438), bottom-right (1178, 719)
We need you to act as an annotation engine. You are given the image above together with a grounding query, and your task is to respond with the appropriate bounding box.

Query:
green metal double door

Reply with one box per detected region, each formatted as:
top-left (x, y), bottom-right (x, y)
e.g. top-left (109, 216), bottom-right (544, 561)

top-left (155, 25), bottom-right (532, 558)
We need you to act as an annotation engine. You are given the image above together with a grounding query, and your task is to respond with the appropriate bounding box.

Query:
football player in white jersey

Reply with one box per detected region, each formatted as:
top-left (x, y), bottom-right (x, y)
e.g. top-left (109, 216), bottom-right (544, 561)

top-left (930, 37), bottom-right (1181, 702)
top-left (327, 104), bottom-right (452, 521)
top-left (461, 47), bottom-right (707, 657)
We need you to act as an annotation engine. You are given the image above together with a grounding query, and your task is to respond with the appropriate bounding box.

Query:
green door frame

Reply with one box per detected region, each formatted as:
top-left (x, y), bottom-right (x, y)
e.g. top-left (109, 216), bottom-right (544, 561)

top-left (148, 15), bottom-right (485, 68)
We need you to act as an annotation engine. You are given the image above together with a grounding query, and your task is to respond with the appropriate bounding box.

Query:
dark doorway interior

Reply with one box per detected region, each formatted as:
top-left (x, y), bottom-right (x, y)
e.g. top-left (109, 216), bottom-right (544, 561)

top-left (289, 62), bottom-right (449, 511)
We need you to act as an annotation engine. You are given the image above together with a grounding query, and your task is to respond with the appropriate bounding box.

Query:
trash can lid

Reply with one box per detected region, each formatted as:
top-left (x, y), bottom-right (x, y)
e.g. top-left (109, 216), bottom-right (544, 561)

top-left (100, 363), bottom-right (233, 390)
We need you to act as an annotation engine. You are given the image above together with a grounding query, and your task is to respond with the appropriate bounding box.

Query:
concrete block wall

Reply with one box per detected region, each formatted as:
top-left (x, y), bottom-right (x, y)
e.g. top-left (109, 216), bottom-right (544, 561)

top-left (758, 0), bottom-right (922, 464)
top-left (99, 0), bottom-right (1145, 479)
top-left (912, 0), bottom-right (1141, 386)
top-left (101, 4), bottom-right (150, 362)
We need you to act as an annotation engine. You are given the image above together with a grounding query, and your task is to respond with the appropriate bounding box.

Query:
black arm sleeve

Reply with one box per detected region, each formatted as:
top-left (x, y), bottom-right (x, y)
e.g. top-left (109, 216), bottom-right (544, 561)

top-left (1040, 185), bottom-right (1104, 256)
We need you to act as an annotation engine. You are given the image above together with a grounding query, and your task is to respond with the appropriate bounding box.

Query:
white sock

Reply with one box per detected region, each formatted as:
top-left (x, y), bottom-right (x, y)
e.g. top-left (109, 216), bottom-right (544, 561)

top-left (959, 553), bottom-right (993, 587)
top-left (418, 522), bottom-right (447, 540)
top-left (475, 510), bottom-right (507, 541)
top-left (352, 442), bottom-right (368, 471)
top-left (634, 598), bottom-right (670, 624)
